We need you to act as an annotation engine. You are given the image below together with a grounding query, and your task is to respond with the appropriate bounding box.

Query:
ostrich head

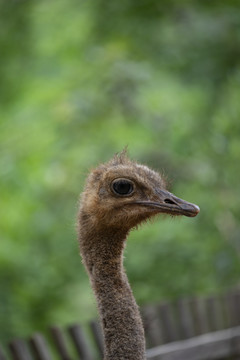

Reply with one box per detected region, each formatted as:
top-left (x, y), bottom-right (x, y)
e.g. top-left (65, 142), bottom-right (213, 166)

top-left (79, 151), bottom-right (200, 233)
top-left (78, 151), bottom-right (200, 360)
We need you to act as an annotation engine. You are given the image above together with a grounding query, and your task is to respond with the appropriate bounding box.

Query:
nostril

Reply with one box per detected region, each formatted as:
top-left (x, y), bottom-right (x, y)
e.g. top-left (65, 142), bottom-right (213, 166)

top-left (164, 198), bottom-right (176, 205)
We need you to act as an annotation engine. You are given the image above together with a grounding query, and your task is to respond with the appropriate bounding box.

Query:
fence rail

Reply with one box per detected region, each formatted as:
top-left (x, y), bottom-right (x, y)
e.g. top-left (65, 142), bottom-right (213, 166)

top-left (146, 326), bottom-right (240, 360)
top-left (1, 288), bottom-right (240, 360)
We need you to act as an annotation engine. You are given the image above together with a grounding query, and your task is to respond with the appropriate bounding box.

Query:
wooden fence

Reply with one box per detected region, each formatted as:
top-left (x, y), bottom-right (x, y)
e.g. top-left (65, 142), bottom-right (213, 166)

top-left (146, 326), bottom-right (240, 360)
top-left (1, 288), bottom-right (240, 360)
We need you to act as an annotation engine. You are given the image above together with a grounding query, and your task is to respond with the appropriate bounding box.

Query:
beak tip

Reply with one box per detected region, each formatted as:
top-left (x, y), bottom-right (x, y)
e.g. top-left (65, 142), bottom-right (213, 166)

top-left (190, 204), bottom-right (200, 217)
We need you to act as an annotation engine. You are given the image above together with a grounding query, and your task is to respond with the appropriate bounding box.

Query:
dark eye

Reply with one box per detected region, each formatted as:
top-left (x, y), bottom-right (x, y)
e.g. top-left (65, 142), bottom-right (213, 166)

top-left (112, 179), bottom-right (134, 196)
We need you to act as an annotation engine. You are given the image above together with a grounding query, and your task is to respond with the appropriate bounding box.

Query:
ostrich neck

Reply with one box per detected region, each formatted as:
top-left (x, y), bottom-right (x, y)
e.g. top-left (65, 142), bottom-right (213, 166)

top-left (78, 221), bottom-right (146, 360)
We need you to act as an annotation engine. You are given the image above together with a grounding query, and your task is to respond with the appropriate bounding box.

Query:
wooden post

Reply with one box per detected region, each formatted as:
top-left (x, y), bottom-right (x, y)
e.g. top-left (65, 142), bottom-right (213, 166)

top-left (0, 345), bottom-right (7, 360)
top-left (158, 302), bottom-right (179, 343)
top-left (142, 305), bottom-right (163, 347)
top-left (9, 339), bottom-right (33, 360)
top-left (206, 295), bottom-right (225, 332)
top-left (223, 291), bottom-right (240, 328)
top-left (177, 298), bottom-right (195, 339)
top-left (29, 333), bottom-right (53, 360)
top-left (50, 326), bottom-right (72, 360)
top-left (191, 297), bottom-right (210, 335)
top-left (89, 320), bottom-right (104, 357)
top-left (68, 324), bottom-right (94, 360)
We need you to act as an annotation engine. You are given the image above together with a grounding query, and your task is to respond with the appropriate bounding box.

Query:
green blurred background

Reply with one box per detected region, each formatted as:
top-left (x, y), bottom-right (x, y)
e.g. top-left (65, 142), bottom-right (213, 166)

top-left (1, 0), bottom-right (240, 345)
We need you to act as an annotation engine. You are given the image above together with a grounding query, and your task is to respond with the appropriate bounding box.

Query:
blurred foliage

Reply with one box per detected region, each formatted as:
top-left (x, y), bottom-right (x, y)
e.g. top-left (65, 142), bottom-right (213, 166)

top-left (1, 0), bottom-right (240, 345)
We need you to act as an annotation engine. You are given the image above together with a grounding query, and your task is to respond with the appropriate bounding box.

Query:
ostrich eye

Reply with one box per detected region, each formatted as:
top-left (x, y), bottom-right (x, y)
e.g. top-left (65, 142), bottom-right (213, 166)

top-left (112, 179), bottom-right (134, 196)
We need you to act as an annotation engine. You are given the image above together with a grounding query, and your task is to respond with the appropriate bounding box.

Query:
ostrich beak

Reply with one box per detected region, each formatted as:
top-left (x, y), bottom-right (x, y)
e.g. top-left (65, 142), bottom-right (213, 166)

top-left (134, 189), bottom-right (200, 217)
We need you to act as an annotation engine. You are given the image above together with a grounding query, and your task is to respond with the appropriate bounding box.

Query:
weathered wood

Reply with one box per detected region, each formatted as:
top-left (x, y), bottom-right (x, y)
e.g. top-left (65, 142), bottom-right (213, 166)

top-left (142, 305), bottom-right (163, 347)
top-left (191, 297), bottom-right (209, 335)
top-left (9, 339), bottom-right (33, 360)
top-left (233, 289), bottom-right (240, 325)
top-left (50, 326), bottom-right (72, 360)
top-left (0, 345), bottom-right (7, 360)
top-left (158, 302), bottom-right (179, 343)
top-left (89, 320), bottom-right (104, 358)
top-left (205, 295), bottom-right (225, 332)
top-left (29, 333), bottom-right (53, 360)
top-left (146, 326), bottom-right (240, 360)
top-left (68, 324), bottom-right (94, 360)
top-left (224, 291), bottom-right (240, 328)
top-left (4, 288), bottom-right (240, 360)
top-left (177, 298), bottom-right (195, 339)
top-left (228, 290), bottom-right (240, 327)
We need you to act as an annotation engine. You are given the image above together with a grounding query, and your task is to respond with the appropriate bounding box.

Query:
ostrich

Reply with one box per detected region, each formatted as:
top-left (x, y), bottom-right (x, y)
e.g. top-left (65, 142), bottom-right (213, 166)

top-left (77, 151), bottom-right (199, 360)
